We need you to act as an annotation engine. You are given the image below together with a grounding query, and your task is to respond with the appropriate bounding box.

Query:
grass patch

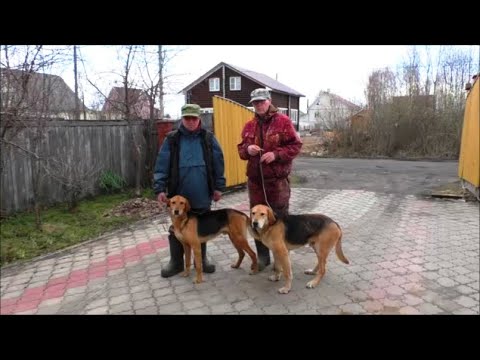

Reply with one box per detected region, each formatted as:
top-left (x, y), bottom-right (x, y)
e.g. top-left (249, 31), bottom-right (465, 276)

top-left (0, 189), bottom-right (155, 267)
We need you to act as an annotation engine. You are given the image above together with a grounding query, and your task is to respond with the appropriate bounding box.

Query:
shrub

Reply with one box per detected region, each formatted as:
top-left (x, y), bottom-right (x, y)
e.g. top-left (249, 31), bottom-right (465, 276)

top-left (99, 171), bottom-right (127, 194)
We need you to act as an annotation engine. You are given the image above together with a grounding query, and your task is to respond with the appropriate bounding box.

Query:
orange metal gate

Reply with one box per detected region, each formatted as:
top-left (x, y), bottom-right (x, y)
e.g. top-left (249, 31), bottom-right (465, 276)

top-left (458, 77), bottom-right (480, 200)
top-left (212, 96), bottom-right (254, 188)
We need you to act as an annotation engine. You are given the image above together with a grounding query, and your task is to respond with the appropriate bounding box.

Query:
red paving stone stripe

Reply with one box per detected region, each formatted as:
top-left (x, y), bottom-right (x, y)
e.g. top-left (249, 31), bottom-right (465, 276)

top-left (0, 235), bottom-right (168, 315)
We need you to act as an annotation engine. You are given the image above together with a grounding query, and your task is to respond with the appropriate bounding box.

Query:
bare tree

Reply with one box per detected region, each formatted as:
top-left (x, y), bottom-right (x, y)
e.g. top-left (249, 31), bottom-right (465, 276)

top-left (402, 46), bottom-right (422, 97)
top-left (335, 46), bottom-right (479, 158)
top-left (43, 157), bottom-right (102, 211)
top-left (365, 67), bottom-right (397, 109)
top-left (1, 45), bottom-right (71, 227)
top-left (119, 46), bottom-right (144, 197)
top-left (80, 45), bottom-right (186, 193)
top-left (135, 46), bottom-right (185, 187)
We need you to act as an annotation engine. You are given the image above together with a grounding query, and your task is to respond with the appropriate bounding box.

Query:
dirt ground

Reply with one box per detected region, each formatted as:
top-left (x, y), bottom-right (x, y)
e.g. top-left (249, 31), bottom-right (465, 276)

top-left (107, 197), bottom-right (161, 219)
top-left (299, 135), bottom-right (327, 155)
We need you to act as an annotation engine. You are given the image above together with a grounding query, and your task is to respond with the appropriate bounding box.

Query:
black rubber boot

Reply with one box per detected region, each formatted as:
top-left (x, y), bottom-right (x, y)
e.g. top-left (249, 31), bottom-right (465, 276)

top-left (196, 242), bottom-right (216, 273)
top-left (255, 240), bottom-right (271, 271)
top-left (161, 233), bottom-right (184, 278)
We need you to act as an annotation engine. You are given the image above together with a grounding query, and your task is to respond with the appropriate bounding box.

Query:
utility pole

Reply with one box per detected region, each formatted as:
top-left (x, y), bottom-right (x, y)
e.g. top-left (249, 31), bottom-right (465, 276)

top-left (158, 45), bottom-right (164, 119)
top-left (74, 45), bottom-right (80, 119)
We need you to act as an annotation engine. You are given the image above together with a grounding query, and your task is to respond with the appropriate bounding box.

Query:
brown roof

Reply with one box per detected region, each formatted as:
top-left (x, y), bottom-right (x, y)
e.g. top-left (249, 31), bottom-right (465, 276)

top-left (102, 86), bottom-right (161, 119)
top-left (0, 67), bottom-right (87, 113)
top-left (102, 87), bottom-right (144, 112)
top-left (180, 62), bottom-right (304, 97)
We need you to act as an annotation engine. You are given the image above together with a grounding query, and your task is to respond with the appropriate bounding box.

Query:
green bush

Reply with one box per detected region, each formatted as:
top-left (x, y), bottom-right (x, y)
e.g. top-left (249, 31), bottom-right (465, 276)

top-left (99, 171), bottom-right (127, 194)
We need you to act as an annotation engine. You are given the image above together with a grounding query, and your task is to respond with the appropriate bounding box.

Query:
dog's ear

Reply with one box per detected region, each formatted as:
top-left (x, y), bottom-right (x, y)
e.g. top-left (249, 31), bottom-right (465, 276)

top-left (267, 207), bottom-right (276, 225)
top-left (166, 198), bottom-right (171, 208)
top-left (184, 198), bottom-right (191, 213)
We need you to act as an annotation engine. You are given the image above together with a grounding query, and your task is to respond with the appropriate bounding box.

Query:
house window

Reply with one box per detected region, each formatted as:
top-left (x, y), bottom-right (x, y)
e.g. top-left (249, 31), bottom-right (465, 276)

top-left (209, 78), bottom-right (220, 92)
top-left (278, 108), bottom-right (288, 115)
top-left (290, 109), bottom-right (298, 122)
top-left (229, 76), bottom-right (241, 91)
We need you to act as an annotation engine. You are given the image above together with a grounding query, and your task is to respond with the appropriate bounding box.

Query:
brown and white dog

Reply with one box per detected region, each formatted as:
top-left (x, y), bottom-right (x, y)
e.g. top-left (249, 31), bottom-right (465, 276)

top-left (249, 204), bottom-right (349, 294)
top-left (167, 195), bottom-right (258, 284)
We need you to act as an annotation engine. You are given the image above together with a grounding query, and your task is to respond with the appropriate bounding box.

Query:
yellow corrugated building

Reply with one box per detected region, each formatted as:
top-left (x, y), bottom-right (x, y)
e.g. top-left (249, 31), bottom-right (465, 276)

top-left (458, 75), bottom-right (480, 200)
top-left (213, 96), bottom-right (254, 188)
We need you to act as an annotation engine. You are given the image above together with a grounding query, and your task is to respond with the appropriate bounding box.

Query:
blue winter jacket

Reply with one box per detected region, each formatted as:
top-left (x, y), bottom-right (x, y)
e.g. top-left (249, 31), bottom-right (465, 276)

top-left (153, 124), bottom-right (226, 209)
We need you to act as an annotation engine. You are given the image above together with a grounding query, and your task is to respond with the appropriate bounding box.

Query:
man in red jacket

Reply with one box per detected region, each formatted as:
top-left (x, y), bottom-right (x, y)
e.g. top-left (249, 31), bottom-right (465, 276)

top-left (237, 88), bottom-right (303, 271)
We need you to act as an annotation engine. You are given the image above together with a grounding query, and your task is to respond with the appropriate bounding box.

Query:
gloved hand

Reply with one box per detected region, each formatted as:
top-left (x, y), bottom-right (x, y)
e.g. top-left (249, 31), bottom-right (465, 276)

top-left (213, 190), bottom-right (222, 202)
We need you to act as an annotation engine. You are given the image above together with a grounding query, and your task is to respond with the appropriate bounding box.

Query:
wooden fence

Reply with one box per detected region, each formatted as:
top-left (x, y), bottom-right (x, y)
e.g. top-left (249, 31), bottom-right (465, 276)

top-left (1, 104), bottom-right (254, 215)
top-left (1, 120), bottom-right (154, 214)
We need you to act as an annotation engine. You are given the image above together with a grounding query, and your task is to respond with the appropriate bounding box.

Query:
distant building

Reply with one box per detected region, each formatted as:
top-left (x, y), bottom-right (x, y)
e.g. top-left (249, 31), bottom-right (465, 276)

top-left (306, 90), bottom-right (361, 130)
top-left (102, 87), bottom-right (160, 120)
top-left (0, 67), bottom-right (89, 119)
top-left (179, 62), bottom-right (304, 126)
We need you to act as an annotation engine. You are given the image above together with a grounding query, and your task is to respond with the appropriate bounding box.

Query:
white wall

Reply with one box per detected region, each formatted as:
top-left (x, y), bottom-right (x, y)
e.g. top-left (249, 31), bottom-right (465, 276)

top-left (307, 92), bottom-right (359, 130)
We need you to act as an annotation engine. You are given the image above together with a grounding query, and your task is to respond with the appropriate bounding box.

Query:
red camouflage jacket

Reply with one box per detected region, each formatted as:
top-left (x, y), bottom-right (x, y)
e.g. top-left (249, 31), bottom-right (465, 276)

top-left (237, 106), bottom-right (302, 182)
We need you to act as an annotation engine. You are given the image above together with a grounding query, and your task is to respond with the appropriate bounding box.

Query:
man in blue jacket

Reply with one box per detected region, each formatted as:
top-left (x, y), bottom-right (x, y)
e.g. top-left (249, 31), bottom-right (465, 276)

top-left (154, 104), bottom-right (226, 278)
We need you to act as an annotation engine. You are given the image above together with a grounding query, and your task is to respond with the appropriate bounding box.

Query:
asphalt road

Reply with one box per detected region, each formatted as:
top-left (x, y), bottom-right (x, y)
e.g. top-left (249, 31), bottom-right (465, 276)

top-left (291, 157), bottom-right (460, 196)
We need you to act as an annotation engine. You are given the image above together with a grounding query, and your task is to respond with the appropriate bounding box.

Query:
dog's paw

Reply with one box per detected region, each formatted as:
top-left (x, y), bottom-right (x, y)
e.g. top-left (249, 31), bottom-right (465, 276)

top-left (269, 274), bottom-right (280, 281)
top-left (306, 280), bottom-right (317, 289)
top-left (231, 263), bottom-right (240, 269)
top-left (193, 278), bottom-right (204, 284)
top-left (304, 269), bottom-right (316, 275)
top-left (181, 271), bottom-right (190, 277)
top-left (278, 287), bottom-right (290, 294)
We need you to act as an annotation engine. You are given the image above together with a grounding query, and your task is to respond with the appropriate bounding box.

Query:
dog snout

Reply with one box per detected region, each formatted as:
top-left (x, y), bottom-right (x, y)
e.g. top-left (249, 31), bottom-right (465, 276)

top-left (252, 221), bottom-right (258, 228)
top-left (174, 209), bottom-right (179, 215)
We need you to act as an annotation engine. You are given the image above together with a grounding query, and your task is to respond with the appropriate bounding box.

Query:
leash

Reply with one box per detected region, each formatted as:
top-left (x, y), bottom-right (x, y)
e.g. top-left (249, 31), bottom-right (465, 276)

top-left (258, 149), bottom-right (273, 209)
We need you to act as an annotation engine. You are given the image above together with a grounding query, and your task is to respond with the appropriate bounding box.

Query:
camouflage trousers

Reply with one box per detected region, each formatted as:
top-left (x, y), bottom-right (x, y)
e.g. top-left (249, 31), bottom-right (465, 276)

top-left (247, 177), bottom-right (291, 217)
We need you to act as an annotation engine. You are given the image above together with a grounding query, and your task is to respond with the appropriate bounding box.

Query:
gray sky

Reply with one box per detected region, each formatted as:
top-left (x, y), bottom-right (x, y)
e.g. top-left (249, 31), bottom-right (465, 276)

top-left (58, 45), bottom-right (479, 119)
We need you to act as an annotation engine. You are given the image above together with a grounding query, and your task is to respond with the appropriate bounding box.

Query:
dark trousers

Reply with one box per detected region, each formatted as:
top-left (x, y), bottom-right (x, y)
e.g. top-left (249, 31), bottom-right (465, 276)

top-left (248, 177), bottom-right (291, 269)
top-left (160, 207), bottom-right (215, 278)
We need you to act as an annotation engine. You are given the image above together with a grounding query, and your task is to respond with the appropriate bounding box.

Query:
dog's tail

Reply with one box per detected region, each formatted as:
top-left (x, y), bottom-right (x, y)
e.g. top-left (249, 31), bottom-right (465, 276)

top-left (335, 228), bottom-right (349, 264)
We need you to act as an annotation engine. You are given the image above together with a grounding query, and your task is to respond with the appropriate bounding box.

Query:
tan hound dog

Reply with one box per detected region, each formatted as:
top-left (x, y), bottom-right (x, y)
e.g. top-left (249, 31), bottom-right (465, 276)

top-left (167, 195), bottom-right (258, 284)
top-left (249, 204), bottom-right (349, 294)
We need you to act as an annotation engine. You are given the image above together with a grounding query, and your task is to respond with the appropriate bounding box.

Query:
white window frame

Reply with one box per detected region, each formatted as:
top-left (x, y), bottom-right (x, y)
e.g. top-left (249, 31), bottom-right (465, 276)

top-left (229, 76), bottom-right (241, 91)
top-left (290, 109), bottom-right (298, 122)
top-left (278, 107), bottom-right (288, 115)
top-left (209, 77), bottom-right (220, 92)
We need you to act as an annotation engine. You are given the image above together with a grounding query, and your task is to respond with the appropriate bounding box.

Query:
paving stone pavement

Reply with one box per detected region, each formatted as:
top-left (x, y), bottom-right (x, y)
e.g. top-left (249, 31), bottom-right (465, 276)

top-left (1, 189), bottom-right (479, 315)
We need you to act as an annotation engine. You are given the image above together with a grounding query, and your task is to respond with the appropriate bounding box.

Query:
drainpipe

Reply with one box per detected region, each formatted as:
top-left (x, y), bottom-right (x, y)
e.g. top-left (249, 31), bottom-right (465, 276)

top-left (222, 65), bottom-right (226, 98)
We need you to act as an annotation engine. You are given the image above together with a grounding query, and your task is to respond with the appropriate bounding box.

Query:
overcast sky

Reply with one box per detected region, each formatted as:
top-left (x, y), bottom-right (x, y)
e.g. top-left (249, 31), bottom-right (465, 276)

top-left (57, 45), bottom-right (479, 119)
